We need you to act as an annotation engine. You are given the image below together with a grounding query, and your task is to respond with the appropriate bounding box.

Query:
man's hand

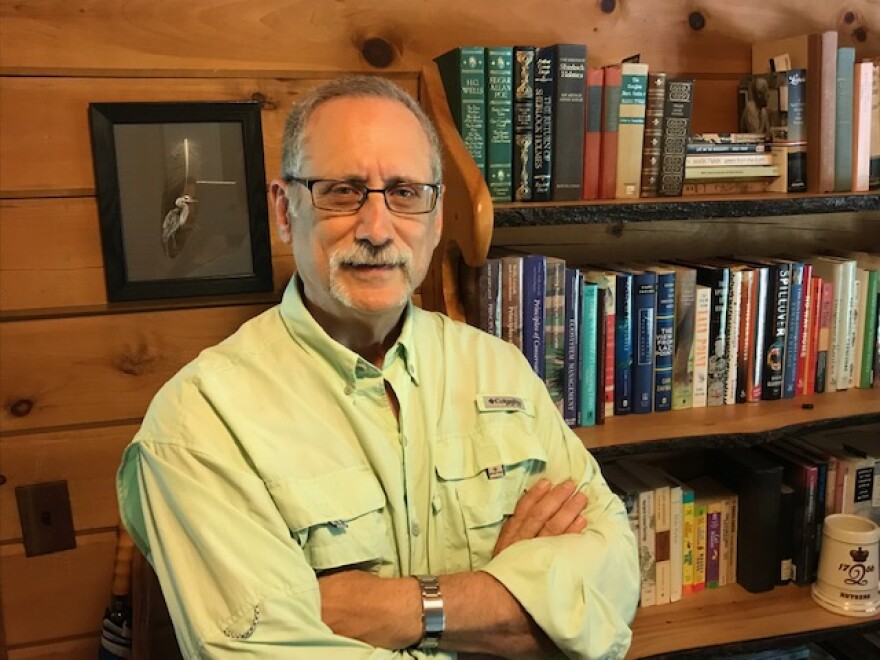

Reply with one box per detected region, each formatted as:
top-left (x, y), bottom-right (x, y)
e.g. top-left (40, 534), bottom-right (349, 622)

top-left (493, 479), bottom-right (588, 557)
top-left (317, 569), bottom-right (422, 650)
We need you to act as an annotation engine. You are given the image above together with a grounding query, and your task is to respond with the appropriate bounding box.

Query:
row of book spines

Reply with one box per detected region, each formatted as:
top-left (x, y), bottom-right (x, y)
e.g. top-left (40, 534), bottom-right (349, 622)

top-left (462, 252), bottom-right (880, 424)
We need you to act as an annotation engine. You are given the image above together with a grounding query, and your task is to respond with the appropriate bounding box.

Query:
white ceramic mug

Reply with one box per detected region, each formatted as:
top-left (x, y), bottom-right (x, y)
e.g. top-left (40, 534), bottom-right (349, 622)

top-left (812, 513), bottom-right (880, 617)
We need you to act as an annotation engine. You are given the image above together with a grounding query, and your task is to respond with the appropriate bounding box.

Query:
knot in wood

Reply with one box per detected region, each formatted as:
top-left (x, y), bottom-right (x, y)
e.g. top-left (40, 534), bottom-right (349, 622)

top-left (599, 0), bottom-right (616, 14)
top-left (250, 92), bottom-right (276, 111)
top-left (115, 342), bottom-right (161, 376)
top-left (361, 37), bottom-right (395, 68)
top-left (688, 11), bottom-right (706, 31)
top-left (9, 398), bottom-right (33, 417)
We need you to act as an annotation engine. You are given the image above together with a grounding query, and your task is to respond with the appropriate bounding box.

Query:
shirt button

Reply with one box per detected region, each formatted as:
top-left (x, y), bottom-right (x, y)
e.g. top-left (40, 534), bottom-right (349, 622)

top-left (344, 385), bottom-right (354, 395)
top-left (411, 521), bottom-right (421, 536)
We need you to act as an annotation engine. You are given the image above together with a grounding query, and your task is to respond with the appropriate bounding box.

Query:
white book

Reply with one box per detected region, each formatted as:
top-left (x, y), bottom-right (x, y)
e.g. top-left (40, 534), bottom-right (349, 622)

top-left (692, 285), bottom-right (712, 407)
top-left (665, 477), bottom-right (684, 602)
top-left (724, 268), bottom-right (743, 405)
top-left (810, 256), bottom-right (856, 391)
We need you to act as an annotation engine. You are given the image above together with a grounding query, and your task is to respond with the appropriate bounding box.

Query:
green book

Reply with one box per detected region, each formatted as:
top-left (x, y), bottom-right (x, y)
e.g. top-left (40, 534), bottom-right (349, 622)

top-left (834, 47), bottom-right (855, 191)
top-left (860, 270), bottom-right (878, 388)
top-left (485, 47), bottom-right (513, 202)
top-left (434, 47), bottom-right (486, 175)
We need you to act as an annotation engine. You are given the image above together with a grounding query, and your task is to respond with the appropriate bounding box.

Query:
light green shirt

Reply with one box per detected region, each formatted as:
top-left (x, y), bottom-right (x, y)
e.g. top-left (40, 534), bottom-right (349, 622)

top-left (118, 277), bottom-right (639, 659)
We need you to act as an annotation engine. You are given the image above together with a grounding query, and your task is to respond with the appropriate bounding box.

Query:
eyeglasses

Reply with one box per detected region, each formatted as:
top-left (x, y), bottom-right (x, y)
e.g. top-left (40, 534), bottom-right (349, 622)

top-left (286, 177), bottom-right (441, 214)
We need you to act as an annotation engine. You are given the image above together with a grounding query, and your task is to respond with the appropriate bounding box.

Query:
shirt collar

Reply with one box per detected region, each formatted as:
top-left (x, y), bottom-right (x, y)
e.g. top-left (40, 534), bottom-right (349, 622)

top-left (278, 276), bottom-right (419, 386)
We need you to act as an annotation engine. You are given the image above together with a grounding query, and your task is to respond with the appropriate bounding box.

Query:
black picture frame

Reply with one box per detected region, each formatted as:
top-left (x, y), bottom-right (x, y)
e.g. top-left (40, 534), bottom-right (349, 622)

top-left (89, 101), bottom-right (273, 302)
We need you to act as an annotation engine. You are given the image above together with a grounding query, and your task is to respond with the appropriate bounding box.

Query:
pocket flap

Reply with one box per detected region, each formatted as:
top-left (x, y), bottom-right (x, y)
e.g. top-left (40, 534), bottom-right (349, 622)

top-left (269, 465), bottom-right (386, 532)
top-left (435, 431), bottom-right (547, 480)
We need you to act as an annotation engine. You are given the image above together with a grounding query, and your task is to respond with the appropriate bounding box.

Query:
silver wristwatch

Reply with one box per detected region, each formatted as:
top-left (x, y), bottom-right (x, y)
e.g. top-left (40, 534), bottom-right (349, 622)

top-left (415, 575), bottom-right (445, 650)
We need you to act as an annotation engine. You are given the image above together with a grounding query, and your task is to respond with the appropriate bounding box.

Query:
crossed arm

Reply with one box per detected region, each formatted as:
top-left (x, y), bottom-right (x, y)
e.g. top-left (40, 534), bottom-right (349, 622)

top-left (318, 479), bottom-right (588, 657)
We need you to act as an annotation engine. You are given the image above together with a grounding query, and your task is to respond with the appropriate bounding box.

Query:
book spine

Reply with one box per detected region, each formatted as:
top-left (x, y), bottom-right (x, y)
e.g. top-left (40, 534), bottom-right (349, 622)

top-left (860, 271), bottom-right (878, 388)
top-left (654, 271), bottom-right (675, 412)
top-left (615, 63), bottom-right (650, 198)
top-left (500, 255), bottom-right (523, 350)
top-left (748, 266), bottom-right (769, 402)
top-left (681, 489), bottom-right (695, 596)
top-left (672, 268), bottom-right (696, 409)
top-left (640, 72), bottom-right (667, 197)
top-left (485, 47), bottom-right (514, 203)
top-left (762, 262), bottom-right (791, 400)
top-left (657, 79), bottom-right (695, 196)
top-left (726, 495), bottom-right (738, 585)
top-left (689, 132), bottom-right (765, 143)
top-left (806, 31), bottom-right (838, 192)
top-left (834, 47), bottom-right (856, 191)
top-left (684, 165), bottom-right (781, 180)
top-left (706, 503), bottom-right (722, 589)
top-left (551, 44), bottom-right (587, 201)
top-left (599, 66), bottom-right (622, 199)
top-left (632, 271), bottom-right (657, 414)
top-left (594, 286), bottom-right (608, 424)
top-left (785, 69), bottom-right (808, 192)
top-left (532, 47), bottom-right (557, 201)
top-left (521, 255), bottom-right (546, 378)
top-left (795, 264), bottom-right (813, 395)
top-left (815, 279), bottom-right (833, 393)
top-left (853, 61), bottom-right (873, 191)
top-left (512, 46), bottom-right (536, 202)
top-left (578, 281), bottom-right (598, 426)
top-left (638, 488), bottom-right (657, 607)
top-left (782, 263), bottom-right (804, 398)
top-left (805, 275), bottom-right (822, 394)
top-left (871, 61), bottom-right (880, 189)
top-left (735, 269), bottom-right (754, 403)
top-left (563, 268), bottom-right (581, 426)
top-left (543, 258), bottom-right (566, 412)
top-left (681, 180), bottom-right (772, 196)
top-left (686, 142), bottom-right (768, 153)
top-left (582, 67), bottom-right (605, 200)
top-left (684, 153), bottom-right (774, 167)
top-left (602, 280), bottom-right (616, 418)
top-left (692, 502), bottom-right (708, 592)
top-left (654, 486), bottom-right (672, 605)
top-left (669, 486), bottom-right (683, 602)
top-left (698, 268), bottom-right (730, 407)
top-left (724, 269), bottom-right (742, 405)
top-left (434, 47), bottom-right (486, 175)
top-left (692, 285), bottom-right (711, 408)
top-left (614, 271), bottom-right (634, 415)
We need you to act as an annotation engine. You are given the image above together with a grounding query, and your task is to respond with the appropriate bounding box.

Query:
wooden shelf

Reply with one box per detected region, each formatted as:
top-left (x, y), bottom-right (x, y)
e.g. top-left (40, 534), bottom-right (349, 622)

top-left (628, 582), bottom-right (880, 659)
top-left (493, 192), bottom-right (880, 228)
top-left (577, 388), bottom-right (880, 458)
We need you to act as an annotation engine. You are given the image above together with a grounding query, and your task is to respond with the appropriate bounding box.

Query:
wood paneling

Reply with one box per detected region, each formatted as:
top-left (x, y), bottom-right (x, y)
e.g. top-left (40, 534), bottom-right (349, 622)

top-left (1, 0), bottom-right (876, 76)
top-left (0, 424), bottom-right (138, 542)
top-left (0, 304), bottom-right (271, 433)
top-left (7, 636), bottom-right (100, 660)
top-left (0, 76), bottom-right (416, 198)
top-left (1, 532), bottom-right (116, 647)
top-left (0, 198), bottom-right (294, 311)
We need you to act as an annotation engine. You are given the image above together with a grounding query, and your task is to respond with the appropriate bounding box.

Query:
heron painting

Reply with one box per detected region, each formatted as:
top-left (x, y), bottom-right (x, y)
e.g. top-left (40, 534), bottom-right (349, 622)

top-left (161, 138), bottom-right (200, 258)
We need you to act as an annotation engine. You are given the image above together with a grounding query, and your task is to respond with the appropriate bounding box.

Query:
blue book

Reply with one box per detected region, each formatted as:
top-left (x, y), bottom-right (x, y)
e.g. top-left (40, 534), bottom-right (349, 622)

top-left (779, 260), bottom-right (804, 399)
top-left (578, 281), bottom-right (598, 426)
top-left (834, 47), bottom-right (855, 191)
top-left (563, 268), bottom-right (581, 426)
top-left (648, 265), bottom-right (676, 412)
top-left (628, 269), bottom-right (658, 414)
top-left (521, 255), bottom-right (546, 379)
top-left (612, 270), bottom-right (634, 415)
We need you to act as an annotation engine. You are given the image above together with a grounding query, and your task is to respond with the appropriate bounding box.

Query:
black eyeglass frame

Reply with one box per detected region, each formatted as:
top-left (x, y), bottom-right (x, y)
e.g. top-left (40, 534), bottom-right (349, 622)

top-left (284, 177), bottom-right (442, 214)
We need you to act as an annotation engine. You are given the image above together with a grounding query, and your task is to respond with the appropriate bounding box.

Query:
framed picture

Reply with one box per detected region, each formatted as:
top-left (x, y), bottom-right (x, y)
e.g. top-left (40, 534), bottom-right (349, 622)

top-left (89, 101), bottom-right (274, 302)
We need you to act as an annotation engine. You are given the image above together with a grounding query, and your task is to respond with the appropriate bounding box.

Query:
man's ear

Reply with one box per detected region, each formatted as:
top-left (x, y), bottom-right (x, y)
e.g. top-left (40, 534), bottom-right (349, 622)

top-left (269, 179), bottom-right (292, 244)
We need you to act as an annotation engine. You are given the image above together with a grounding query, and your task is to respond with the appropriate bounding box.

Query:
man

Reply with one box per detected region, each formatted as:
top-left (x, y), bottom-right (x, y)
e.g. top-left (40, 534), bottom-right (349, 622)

top-left (117, 75), bottom-right (639, 659)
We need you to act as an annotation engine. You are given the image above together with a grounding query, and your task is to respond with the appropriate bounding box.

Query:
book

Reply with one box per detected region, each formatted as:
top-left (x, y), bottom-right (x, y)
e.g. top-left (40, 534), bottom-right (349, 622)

top-left (543, 256), bottom-right (566, 412)
top-left (582, 67), bottom-right (605, 200)
top-left (640, 72), bottom-right (667, 197)
top-left (692, 496), bottom-right (708, 593)
top-left (599, 65), bottom-right (622, 199)
top-left (691, 477), bottom-right (724, 590)
top-left (512, 46), bottom-right (537, 202)
top-left (684, 153), bottom-right (775, 167)
top-left (434, 47), bottom-right (486, 177)
top-left (808, 31), bottom-right (839, 193)
top-left (686, 142), bottom-right (769, 153)
top-left (777, 483), bottom-right (796, 584)
top-left (582, 269), bottom-right (617, 418)
top-left (681, 180), bottom-right (773, 196)
top-left (692, 284), bottom-right (711, 408)
top-left (532, 47), bottom-right (557, 201)
top-left (668, 264), bottom-right (697, 409)
top-left (689, 132), bottom-right (767, 143)
top-left (612, 269), bottom-right (634, 415)
top-left (521, 254), bottom-right (546, 378)
top-left (498, 253), bottom-right (523, 350)
top-left (563, 268), bottom-right (581, 426)
top-left (852, 60), bottom-right (874, 192)
top-left (735, 267), bottom-right (756, 403)
top-left (794, 263), bottom-right (814, 396)
top-left (485, 47), bottom-right (514, 203)
top-left (626, 267), bottom-right (657, 414)
top-left (834, 47), bottom-right (856, 192)
top-left (578, 279), bottom-right (598, 426)
top-left (814, 277), bottom-right (833, 393)
top-left (646, 264), bottom-right (675, 412)
top-left (551, 44), bottom-right (587, 201)
top-left (459, 257), bottom-right (501, 336)
top-left (684, 165), bottom-right (781, 180)
top-left (657, 78), bottom-right (695, 196)
top-left (761, 259), bottom-right (792, 400)
top-left (595, 286), bottom-right (609, 425)
top-left (871, 60), bottom-right (880, 189)
top-left (709, 448), bottom-right (783, 593)
top-left (615, 62), bottom-right (649, 199)
top-left (779, 260), bottom-right (805, 399)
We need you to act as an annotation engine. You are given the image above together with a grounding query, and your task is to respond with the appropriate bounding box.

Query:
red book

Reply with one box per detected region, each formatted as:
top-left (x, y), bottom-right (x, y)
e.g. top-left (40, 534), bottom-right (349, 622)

top-left (582, 67), bottom-right (604, 200)
top-left (599, 65), bottom-right (622, 199)
top-left (804, 275), bottom-right (822, 395)
top-left (795, 263), bottom-right (813, 395)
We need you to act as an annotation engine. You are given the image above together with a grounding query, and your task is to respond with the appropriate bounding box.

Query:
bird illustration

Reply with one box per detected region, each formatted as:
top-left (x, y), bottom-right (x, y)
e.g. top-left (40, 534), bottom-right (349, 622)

top-left (161, 194), bottom-right (198, 258)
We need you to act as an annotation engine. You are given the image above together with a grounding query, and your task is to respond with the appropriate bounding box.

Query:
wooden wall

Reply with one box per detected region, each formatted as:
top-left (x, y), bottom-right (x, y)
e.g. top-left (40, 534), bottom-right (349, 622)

top-left (1, 1), bottom-right (877, 656)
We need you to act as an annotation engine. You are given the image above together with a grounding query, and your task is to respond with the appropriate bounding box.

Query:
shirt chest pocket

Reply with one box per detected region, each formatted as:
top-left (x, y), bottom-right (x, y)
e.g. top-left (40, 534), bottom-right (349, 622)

top-left (268, 466), bottom-right (390, 571)
top-left (435, 412), bottom-right (547, 570)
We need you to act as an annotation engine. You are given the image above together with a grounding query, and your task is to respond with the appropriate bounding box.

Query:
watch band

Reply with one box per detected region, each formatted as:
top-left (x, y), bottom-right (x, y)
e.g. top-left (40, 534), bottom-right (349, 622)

top-left (415, 575), bottom-right (445, 650)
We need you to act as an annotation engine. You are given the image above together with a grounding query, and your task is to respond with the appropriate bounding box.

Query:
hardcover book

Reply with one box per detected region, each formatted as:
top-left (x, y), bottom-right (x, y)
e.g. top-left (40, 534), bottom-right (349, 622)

top-left (564, 268), bottom-right (582, 426)
top-left (834, 47), bottom-right (856, 192)
top-left (578, 280), bottom-right (598, 427)
top-left (434, 47), bottom-right (486, 176)
top-left (582, 67), bottom-right (605, 200)
top-left (543, 257), bottom-right (566, 412)
top-left (551, 44), bottom-right (587, 201)
top-left (599, 65), bottom-right (622, 199)
top-left (532, 47), bottom-right (557, 201)
top-left (485, 47), bottom-right (514, 202)
top-left (512, 46), bottom-right (536, 202)
top-left (645, 264), bottom-right (675, 412)
top-left (615, 62), bottom-right (650, 199)
top-left (522, 254), bottom-right (547, 378)
top-left (583, 269), bottom-right (617, 418)
top-left (692, 285), bottom-right (711, 408)
top-left (499, 253), bottom-right (523, 350)
top-left (668, 264), bottom-right (696, 409)
top-left (657, 78), bottom-right (695, 196)
top-left (629, 268), bottom-right (657, 414)
top-left (640, 72), bottom-right (667, 197)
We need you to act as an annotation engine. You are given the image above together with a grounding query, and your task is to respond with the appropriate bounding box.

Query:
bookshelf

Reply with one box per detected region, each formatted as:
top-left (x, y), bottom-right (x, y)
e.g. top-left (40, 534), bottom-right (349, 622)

top-left (419, 61), bottom-right (880, 657)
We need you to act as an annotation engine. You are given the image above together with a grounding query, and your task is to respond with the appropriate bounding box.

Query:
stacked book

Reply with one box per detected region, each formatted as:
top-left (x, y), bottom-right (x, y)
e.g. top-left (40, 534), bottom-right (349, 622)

top-left (683, 133), bottom-right (783, 195)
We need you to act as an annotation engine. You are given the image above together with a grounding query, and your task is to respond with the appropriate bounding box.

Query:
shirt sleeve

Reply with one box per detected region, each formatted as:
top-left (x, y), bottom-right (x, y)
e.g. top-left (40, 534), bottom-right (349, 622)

top-left (478, 377), bottom-right (641, 660)
top-left (118, 436), bottom-right (431, 659)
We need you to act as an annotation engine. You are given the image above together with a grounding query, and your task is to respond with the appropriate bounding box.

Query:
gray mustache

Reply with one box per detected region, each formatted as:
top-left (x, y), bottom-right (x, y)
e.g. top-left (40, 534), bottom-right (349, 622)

top-left (332, 243), bottom-right (412, 268)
